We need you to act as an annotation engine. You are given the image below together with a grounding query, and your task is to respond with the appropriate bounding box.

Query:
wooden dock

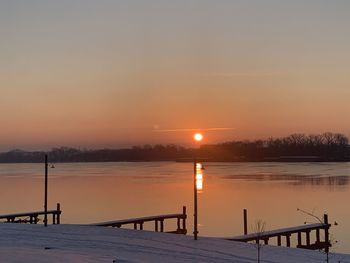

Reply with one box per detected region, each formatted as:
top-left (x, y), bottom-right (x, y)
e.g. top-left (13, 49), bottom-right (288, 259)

top-left (91, 206), bottom-right (187, 234)
top-left (228, 214), bottom-right (331, 251)
top-left (0, 203), bottom-right (62, 225)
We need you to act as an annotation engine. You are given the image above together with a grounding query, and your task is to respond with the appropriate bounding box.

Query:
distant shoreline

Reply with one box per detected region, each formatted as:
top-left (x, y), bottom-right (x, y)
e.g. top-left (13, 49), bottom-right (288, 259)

top-left (0, 159), bottom-right (349, 164)
top-left (1, 133), bottom-right (349, 163)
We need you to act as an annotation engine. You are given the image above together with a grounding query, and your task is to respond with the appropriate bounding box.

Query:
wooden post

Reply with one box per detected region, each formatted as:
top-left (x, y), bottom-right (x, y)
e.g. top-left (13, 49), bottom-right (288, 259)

top-left (286, 234), bottom-right (291, 247)
top-left (53, 213), bottom-right (56, 224)
top-left (324, 214), bottom-right (330, 253)
top-left (243, 209), bottom-right (248, 235)
top-left (155, 220), bottom-right (158, 232)
top-left (263, 238), bottom-right (269, 245)
top-left (134, 223), bottom-right (137, 230)
top-left (44, 154), bottom-right (48, 227)
top-left (316, 228), bottom-right (320, 243)
top-left (177, 217), bottom-right (180, 231)
top-left (182, 206), bottom-right (187, 232)
top-left (297, 232), bottom-right (302, 247)
top-left (306, 231), bottom-right (311, 246)
top-left (160, 219), bottom-right (164, 232)
top-left (140, 222), bottom-right (143, 230)
top-left (277, 236), bottom-right (281, 246)
top-left (56, 203), bottom-right (61, 224)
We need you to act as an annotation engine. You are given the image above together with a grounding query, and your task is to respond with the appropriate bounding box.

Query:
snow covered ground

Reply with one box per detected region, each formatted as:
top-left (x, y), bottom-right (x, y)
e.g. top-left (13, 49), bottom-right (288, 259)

top-left (0, 224), bottom-right (349, 263)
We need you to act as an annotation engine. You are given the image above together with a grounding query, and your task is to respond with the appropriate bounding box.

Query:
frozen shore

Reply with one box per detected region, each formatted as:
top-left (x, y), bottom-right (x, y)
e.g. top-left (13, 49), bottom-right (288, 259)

top-left (0, 224), bottom-right (349, 263)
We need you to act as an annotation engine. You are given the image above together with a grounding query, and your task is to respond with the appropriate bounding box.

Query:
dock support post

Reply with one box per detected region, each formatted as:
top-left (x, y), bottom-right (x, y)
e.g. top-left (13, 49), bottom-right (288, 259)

top-left (56, 203), bottom-right (61, 224)
top-left (316, 229), bottom-right (320, 243)
top-left (160, 219), bottom-right (164, 232)
top-left (306, 231), bottom-right (311, 246)
top-left (277, 236), bottom-right (281, 246)
top-left (177, 218), bottom-right (181, 232)
top-left (155, 220), bottom-right (158, 232)
top-left (286, 234), bottom-right (291, 247)
top-left (297, 232), bottom-right (302, 247)
top-left (243, 209), bottom-right (248, 235)
top-left (182, 206), bottom-right (187, 233)
top-left (324, 214), bottom-right (330, 253)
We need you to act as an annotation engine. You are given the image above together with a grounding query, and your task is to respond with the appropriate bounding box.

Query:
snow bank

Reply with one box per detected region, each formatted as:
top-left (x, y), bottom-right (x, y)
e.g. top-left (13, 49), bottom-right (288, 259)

top-left (0, 224), bottom-right (349, 263)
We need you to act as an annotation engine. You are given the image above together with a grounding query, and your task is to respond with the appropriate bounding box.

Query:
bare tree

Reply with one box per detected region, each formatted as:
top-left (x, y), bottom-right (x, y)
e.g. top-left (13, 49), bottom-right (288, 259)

top-left (252, 220), bottom-right (266, 263)
top-left (297, 208), bottom-right (340, 263)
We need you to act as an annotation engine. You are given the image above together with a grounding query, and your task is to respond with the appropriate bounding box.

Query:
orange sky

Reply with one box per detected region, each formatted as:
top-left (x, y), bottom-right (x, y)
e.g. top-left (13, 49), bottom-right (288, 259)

top-left (1, 1), bottom-right (350, 150)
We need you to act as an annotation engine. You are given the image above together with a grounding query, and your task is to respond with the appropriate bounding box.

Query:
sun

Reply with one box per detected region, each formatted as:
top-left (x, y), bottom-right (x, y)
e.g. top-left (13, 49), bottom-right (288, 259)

top-left (194, 133), bottom-right (203, 142)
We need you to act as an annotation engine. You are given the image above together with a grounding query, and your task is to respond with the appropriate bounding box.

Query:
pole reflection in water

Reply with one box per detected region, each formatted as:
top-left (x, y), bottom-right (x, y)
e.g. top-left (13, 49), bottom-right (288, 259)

top-left (196, 163), bottom-right (204, 192)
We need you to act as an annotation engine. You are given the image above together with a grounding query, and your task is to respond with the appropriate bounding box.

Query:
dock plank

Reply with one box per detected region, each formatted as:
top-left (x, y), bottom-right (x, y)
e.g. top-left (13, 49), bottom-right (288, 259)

top-left (91, 213), bottom-right (185, 227)
top-left (228, 223), bottom-right (330, 242)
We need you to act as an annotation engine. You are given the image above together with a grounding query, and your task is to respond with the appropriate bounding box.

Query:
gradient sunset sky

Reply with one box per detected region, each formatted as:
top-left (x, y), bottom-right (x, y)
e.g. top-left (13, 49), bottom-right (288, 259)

top-left (1, 0), bottom-right (350, 150)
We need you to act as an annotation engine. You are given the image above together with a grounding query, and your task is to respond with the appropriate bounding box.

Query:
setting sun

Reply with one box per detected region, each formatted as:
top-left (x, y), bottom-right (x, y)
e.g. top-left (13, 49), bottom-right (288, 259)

top-left (194, 133), bottom-right (203, 142)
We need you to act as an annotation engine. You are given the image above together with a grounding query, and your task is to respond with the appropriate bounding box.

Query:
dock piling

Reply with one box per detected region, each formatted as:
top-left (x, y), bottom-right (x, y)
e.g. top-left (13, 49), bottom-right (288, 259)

top-left (243, 209), bottom-right (248, 235)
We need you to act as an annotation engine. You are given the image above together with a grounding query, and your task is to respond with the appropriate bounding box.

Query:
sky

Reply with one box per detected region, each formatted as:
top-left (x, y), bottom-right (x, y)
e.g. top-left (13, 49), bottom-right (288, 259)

top-left (1, 0), bottom-right (350, 151)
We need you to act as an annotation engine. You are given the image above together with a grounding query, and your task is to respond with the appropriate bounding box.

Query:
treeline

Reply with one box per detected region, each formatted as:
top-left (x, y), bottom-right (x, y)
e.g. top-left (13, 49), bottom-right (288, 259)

top-left (0, 145), bottom-right (192, 163)
top-left (199, 132), bottom-right (350, 161)
top-left (0, 133), bottom-right (349, 163)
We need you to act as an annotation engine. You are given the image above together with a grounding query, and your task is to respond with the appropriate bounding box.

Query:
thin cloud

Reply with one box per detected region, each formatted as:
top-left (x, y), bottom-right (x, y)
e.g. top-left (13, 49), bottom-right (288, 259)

top-left (153, 127), bottom-right (235, 133)
top-left (212, 72), bottom-right (284, 77)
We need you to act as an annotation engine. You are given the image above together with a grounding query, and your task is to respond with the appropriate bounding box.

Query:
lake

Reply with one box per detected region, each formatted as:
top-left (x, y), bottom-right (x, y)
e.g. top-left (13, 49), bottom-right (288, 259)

top-left (0, 162), bottom-right (349, 253)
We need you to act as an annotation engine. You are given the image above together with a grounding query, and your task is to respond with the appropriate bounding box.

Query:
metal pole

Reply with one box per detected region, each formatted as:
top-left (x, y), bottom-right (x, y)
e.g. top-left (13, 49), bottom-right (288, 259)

top-left (193, 159), bottom-right (198, 240)
top-left (44, 154), bottom-right (48, 227)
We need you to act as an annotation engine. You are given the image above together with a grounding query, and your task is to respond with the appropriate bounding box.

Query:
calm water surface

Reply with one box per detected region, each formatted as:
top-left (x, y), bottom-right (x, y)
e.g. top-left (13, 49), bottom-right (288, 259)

top-left (0, 162), bottom-right (349, 253)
